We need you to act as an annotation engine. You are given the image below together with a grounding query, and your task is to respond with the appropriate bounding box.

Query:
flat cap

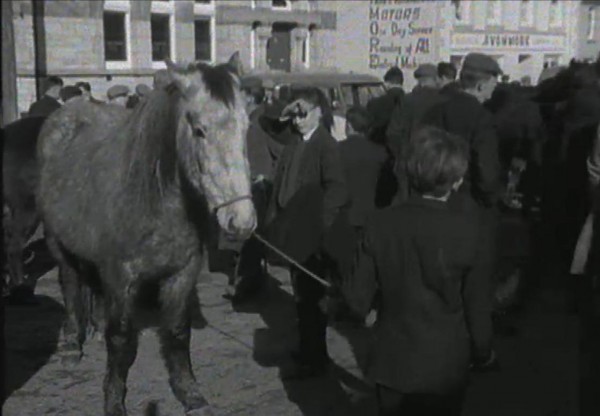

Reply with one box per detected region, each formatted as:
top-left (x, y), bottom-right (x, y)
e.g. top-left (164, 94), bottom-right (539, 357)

top-left (414, 63), bottom-right (437, 79)
top-left (135, 83), bottom-right (152, 97)
top-left (60, 85), bottom-right (83, 102)
top-left (107, 84), bottom-right (130, 99)
top-left (462, 53), bottom-right (503, 76)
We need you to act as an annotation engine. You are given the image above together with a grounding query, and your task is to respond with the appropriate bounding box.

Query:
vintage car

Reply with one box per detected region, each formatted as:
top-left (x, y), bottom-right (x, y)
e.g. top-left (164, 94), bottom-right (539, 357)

top-left (241, 71), bottom-right (386, 140)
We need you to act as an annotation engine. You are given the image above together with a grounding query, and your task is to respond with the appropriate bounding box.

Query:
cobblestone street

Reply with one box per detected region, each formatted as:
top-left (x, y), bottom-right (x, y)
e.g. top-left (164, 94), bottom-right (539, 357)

top-left (5, 257), bottom-right (579, 416)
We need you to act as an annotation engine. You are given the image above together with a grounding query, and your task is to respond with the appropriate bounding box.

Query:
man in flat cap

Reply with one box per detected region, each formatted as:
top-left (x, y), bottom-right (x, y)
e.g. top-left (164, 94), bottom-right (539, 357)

top-left (59, 85), bottom-right (83, 103)
top-left (386, 63), bottom-right (444, 203)
top-left (28, 76), bottom-right (63, 118)
top-left (366, 66), bottom-right (405, 145)
top-left (419, 53), bottom-right (502, 368)
top-left (107, 84), bottom-right (130, 106)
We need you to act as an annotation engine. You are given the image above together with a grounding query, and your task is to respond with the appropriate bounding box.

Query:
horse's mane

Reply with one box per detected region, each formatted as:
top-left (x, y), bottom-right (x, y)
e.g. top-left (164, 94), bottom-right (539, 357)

top-left (118, 63), bottom-right (237, 211)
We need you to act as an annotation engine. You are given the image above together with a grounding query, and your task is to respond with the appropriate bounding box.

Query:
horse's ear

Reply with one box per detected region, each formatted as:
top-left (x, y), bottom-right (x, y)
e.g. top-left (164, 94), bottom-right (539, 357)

top-left (227, 51), bottom-right (244, 77)
top-left (166, 66), bottom-right (192, 94)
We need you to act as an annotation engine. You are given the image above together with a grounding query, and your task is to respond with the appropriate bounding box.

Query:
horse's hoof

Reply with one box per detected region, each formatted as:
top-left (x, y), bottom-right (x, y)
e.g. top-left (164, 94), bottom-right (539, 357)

top-left (59, 349), bottom-right (83, 367)
top-left (185, 405), bottom-right (215, 416)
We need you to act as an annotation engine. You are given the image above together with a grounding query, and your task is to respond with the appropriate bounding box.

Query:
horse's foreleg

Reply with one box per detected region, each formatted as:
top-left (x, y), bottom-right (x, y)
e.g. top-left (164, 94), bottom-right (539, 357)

top-left (103, 287), bottom-right (138, 416)
top-left (158, 261), bottom-right (212, 415)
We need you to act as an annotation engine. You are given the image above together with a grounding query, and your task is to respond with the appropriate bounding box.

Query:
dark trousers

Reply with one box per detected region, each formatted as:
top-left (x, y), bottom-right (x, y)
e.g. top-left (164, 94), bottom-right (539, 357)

top-left (376, 384), bottom-right (465, 416)
top-left (291, 255), bottom-right (329, 366)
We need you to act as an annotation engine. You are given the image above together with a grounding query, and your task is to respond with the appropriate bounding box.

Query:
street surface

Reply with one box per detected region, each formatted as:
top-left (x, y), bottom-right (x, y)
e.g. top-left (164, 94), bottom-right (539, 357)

top-left (5, 254), bottom-right (579, 416)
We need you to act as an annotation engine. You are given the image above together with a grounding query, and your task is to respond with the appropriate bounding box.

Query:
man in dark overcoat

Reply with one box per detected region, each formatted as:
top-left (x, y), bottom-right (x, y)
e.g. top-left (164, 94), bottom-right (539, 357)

top-left (265, 87), bottom-right (348, 379)
top-left (28, 76), bottom-right (63, 118)
top-left (422, 53), bottom-right (502, 210)
top-left (386, 63), bottom-right (444, 202)
top-left (366, 66), bottom-right (405, 145)
top-left (322, 106), bottom-right (387, 285)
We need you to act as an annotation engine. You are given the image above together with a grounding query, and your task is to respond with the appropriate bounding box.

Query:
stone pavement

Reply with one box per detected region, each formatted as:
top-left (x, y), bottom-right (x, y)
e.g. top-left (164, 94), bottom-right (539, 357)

top-left (4, 262), bottom-right (579, 416)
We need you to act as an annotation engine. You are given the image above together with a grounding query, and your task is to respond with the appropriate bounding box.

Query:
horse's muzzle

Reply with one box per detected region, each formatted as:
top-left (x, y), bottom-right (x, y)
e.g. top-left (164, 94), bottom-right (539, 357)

top-left (216, 197), bottom-right (256, 239)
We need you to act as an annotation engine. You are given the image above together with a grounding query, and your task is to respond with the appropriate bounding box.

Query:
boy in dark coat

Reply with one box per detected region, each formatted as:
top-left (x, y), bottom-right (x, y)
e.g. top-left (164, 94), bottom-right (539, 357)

top-left (343, 127), bottom-right (496, 416)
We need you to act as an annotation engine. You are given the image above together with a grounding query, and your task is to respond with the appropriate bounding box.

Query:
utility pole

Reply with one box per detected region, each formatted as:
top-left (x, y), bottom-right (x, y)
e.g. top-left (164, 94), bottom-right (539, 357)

top-left (1, 0), bottom-right (19, 126)
top-left (32, 0), bottom-right (47, 100)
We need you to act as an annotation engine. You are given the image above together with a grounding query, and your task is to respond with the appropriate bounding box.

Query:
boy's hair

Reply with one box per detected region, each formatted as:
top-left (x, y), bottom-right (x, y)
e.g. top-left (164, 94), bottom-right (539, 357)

top-left (345, 106), bottom-right (371, 134)
top-left (437, 62), bottom-right (457, 80)
top-left (406, 127), bottom-right (469, 197)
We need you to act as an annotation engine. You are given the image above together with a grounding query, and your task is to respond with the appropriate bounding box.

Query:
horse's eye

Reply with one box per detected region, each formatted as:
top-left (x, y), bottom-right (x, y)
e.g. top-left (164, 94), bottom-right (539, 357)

top-left (193, 126), bottom-right (206, 138)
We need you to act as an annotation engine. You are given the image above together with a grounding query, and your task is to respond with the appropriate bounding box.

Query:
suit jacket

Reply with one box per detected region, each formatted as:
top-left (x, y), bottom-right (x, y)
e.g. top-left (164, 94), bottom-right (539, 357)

top-left (28, 95), bottom-right (62, 118)
top-left (265, 125), bottom-right (348, 263)
top-left (343, 196), bottom-right (493, 394)
top-left (339, 134), bottom-right (387, 227)
top-left (422, 90), bottom-right (502, 208)
top-left (367, 87), bottom-right (405, 144)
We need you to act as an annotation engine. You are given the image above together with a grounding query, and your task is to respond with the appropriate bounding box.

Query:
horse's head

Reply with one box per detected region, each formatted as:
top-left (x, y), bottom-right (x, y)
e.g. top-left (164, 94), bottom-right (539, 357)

top-left (167, 53), bottom-right (256, 239)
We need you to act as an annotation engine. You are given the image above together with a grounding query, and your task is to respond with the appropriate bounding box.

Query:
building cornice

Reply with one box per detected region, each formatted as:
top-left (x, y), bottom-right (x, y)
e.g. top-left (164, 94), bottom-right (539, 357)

top-left (215, 5), bottom-right (336, 29)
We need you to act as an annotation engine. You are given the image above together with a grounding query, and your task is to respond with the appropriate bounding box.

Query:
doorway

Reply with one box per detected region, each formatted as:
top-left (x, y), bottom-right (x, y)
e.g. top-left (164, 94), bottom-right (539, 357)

top-left (267, 23), bottom-right (295, 71)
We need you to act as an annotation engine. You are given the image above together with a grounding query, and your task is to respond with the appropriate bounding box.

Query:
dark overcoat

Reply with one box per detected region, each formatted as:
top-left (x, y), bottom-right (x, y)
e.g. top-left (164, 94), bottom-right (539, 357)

top-left (421, 90), bottom-right (502, 208)
top-left (265, 125), bottom-right (348, 264)
top-left (343, 196), bottom-right (493, 394)
top-left (339, 133), bottom-right (387, 227)
top-left (27, 96), bottom-right (61, 118)
top-left (366, 87), bottom-right (405, 144)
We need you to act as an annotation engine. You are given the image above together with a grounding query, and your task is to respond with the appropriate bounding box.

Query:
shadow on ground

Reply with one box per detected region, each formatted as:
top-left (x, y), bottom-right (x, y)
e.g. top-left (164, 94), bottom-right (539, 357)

top-left (231, 274), bottom-right (376, 416)
top-left (4, 295), bottom-right (65, 398)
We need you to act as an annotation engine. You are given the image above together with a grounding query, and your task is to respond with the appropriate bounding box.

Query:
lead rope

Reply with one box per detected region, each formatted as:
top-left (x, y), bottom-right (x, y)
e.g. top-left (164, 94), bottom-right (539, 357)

top-left (252, 232), bottom-right (331, 288)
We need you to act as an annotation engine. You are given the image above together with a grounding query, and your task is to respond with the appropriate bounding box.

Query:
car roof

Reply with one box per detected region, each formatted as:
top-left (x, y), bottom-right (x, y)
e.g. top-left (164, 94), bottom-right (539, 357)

top-left (241, 71), bottom-right (383, 89)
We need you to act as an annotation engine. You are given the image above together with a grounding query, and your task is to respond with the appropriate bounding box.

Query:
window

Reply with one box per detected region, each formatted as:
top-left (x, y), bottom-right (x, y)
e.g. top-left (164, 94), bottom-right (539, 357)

top-left (519, 0), bottom-right (534, 27)
top-left (104, 12), bottom-right (127, 61)
top-left (486, 0), bottom-right (501, 25)
top-left (103, 1), bottom-right (131, 69)
top-left (518, 54), bottom-right (532, 64)
top-left (272, 0), bottom-right (291, 10)
top-left (151, 14), bottom-right (171, 61)
top-left (543, 54), bottom-right (560, 68)
top-left (549, 0), bottom-right (564, 28)
top-left (194, 19), bottom-right (211, 61)
top-left (588, 7), bottom-right (597, 40)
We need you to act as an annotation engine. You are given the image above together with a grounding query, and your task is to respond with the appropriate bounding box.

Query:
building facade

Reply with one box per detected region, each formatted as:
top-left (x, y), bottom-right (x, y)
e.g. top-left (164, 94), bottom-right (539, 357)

top-left (12, 0), bottom-right (337, 114)
top-left (574, 0), bottom-right (600, 62)
top-left (332, 0), bottom-right (598, 89)
top-left (449, 0), bottom-right (579, 84)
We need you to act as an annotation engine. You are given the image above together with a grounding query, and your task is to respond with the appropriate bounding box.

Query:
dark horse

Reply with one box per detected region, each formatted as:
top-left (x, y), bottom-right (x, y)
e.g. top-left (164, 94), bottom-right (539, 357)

top-left (36, 53), bottom-right (256, 416)
top-left (3, 116), bottom-right (47, 299)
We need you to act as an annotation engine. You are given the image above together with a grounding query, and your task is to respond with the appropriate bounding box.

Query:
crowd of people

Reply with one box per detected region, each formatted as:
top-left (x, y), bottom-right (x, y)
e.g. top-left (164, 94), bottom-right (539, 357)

top-left (25, 74), bottom-right (164, 119)
top-left (226, 52), bottom-right (600, 415)
top-left (18, 51), bottom-right (600, 415)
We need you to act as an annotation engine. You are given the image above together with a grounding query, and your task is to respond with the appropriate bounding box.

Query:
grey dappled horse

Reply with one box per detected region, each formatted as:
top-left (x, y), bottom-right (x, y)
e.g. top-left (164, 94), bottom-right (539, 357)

top-left (36, 53), bottom-right (256, 416)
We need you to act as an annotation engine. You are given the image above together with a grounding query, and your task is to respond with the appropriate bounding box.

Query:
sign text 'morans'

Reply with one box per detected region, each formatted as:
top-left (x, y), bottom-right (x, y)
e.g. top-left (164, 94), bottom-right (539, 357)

top-left (482, 34), bottom-right (531, 48)
top-left (369, 6), bottom-right (421, 21)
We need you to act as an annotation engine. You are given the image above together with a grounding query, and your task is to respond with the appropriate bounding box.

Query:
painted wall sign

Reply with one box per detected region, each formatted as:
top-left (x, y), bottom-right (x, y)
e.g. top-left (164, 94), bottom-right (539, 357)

top-left (367, 0), bottom-right (438, 71)
top-left (452, 33), bottom-right (566, 50)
